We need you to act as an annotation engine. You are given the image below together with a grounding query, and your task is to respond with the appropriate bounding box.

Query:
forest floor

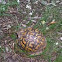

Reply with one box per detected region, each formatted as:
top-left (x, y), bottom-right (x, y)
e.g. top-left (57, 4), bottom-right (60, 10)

top-left (0, 0), bottom-right (62, 62)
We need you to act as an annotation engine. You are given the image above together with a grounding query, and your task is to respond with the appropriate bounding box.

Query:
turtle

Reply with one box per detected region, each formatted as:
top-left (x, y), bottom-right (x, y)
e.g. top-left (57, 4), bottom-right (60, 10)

top-left (16, 27), bottom-right (47, 55)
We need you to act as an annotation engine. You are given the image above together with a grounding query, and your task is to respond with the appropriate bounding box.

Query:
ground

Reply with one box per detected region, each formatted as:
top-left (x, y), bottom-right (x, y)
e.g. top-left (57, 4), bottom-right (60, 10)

top-left (0, 0), bottom-right (62, 62)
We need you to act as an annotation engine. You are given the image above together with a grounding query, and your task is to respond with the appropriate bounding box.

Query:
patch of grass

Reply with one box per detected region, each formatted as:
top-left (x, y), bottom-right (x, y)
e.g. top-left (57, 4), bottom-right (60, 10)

top-left (10, 33), bottom-right (17, 40)
top-left (26, 20), bottom-right (32, 27)
top-left (54, 49), bottom-right (62, 62)
top-left (0, 0), bottom-right (19, 16)
top-left (7, 0), bottom-right (18, 6)
top-left (0, 47), bottom-right (5, 53)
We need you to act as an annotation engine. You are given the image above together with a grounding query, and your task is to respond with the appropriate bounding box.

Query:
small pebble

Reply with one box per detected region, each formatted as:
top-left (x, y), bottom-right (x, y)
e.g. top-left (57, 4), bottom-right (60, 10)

top-left (41, 21), bottom-right (46, 25)
top-left (27, 0), bottom-right (30, 2)
top-left (34, 1), bottom-right (38, 4)
top-left (51, 1), bottom-right (56, 6)
top-left (7, 25), bottom-right (11, 29)
top-left (52, 19), bottom-right (55, 22)
top-left (46, 27), bottom-right (49, 30)
top-left (10, 49), bottom-right (12, 52)
top-left (4, 40), bottom-right (7, 44)
top-left (5, 47), bottom-right (9, 52)
top-left (0, 46), bottom-right (1, 48)
top-left (31, 20), bottom-right (36, 23)
top-left (0, 0), bottom-right (6, 4)
top-left (17, 0), bottom-right (20, 3)
top-left (2, 8), bottom-right (5, 11)
top-left (22, 24), bottom-right (26, 27)
top-left (60, 37), bottom-right (62, 40)
top-left (13, 43), bottom-right (14, 49)
top-left (59, 2), bottom-right (62, 5)
top-left (26, 4), bottom-right (31, 9)
top-left (56, 1), bottom-right (60, 3)
top-left (29, 12), bottom-right (33, 15)
top-left (55, 42), bottom-right (58, 45)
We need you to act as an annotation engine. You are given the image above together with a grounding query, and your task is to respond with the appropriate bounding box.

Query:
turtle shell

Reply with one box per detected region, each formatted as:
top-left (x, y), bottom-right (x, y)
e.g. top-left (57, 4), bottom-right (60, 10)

top-left (17, 27), bottom-right (47, 55)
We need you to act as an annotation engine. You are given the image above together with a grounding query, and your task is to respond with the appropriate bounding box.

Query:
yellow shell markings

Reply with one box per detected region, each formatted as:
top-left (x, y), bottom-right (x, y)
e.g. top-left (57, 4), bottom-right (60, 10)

top-left (20, 36), bottom-right (23, 40)
top-left (25, 46), bottom-right (28, 51)
top-left (23, 39), bottom-right (26, 44)
top-left (40, 42), bottom-right (44, 45)
top-left (20, 41), bottom-right (25, 48)
top-left (37, 39), bottom-right (40, 43)
top-left (22, 32), bottom-right (26, 36)
top-left (27, 48), bottom-right (33, 51)
top-left (35, 45), bottom-right (40, 50)
top-left (41, 37), bottom-right (45, 42)
top-left (35, 29), bottom-right (39, 32)
top-left (36, 33), bottom-right (39, 36)
top-left (25, 41), bottom-right (33, 52)
top-left (29, 42), bottom-right (33, 47)
top-left (37, 35), bottom-right (42, 39)
top-left (30, 32), bottom-right (34, 35)
top-left (27, 27), bottom-right (32, 31)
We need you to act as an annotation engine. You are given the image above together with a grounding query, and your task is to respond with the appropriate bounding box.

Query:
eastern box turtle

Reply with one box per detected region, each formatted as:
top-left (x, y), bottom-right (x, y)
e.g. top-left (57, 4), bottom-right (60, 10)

top-left (16, 27), bottom-right (47, 55)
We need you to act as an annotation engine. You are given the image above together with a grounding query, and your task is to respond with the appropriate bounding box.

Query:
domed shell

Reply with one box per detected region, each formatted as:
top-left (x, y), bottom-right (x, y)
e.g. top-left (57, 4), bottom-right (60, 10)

top-left (17, 27), bottom-right (47, 54)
